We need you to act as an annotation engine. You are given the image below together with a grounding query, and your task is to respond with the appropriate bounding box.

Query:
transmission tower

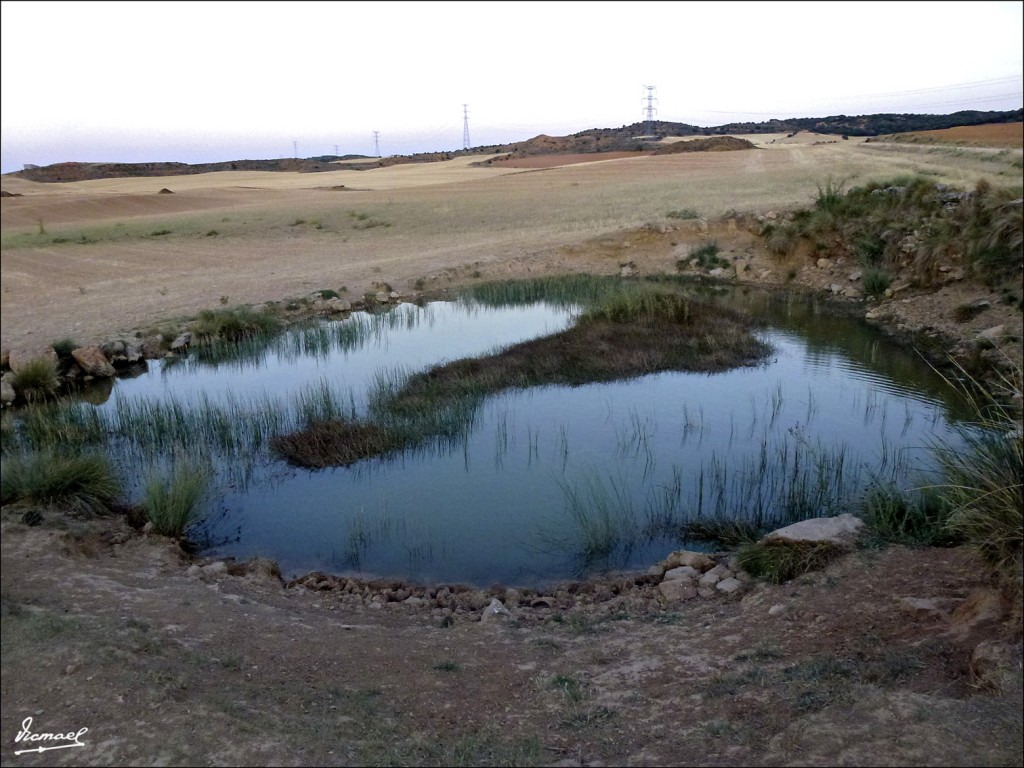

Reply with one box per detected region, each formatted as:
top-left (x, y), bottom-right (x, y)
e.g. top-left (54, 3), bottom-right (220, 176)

top-left (641, 85), bottom-right (658, 134)
top-left (293, 140), bottom-right (298, 159)
top-left (373, 131), bottom-right (381, 157)
top-left (462, 104), bottom-right (471, 150)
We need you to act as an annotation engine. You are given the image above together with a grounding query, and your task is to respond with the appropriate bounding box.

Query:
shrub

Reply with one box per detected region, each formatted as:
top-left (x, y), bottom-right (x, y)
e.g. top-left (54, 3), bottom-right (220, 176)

top-left (861, 267), bottom-right (890, 296)
top-left (11, 358), bottom-right (59, 403)
top-left (142, 463), bottom-right (211, 537)
top-left (933, 359), bottom-right (1023, 595)
top-left (688, 241), bottom-right (730, 269)
top-left (736, 538), bottom-right (845, 583)
top-left (667, 208), bottom-right (699, 220)
top-left (191, 306), bottom-right (281, 343)
top-left (860, 484), bottom-right (955, 545)
top-left (51, 338), bottom-right (78, 360)
top-left (1, 450), bottom-right (120, 515)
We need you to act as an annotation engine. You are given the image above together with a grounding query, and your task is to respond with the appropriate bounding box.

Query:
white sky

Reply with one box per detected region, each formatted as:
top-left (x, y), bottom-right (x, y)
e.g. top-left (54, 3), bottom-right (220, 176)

top-left (1, 0), bottom-right (1022, 173)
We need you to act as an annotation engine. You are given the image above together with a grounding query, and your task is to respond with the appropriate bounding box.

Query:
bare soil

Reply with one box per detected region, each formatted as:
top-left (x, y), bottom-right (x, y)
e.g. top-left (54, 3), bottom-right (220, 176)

top-left (888, 122), bottom-right (1024, 148)
top-left (1, 143), bottom-right (1022, 766)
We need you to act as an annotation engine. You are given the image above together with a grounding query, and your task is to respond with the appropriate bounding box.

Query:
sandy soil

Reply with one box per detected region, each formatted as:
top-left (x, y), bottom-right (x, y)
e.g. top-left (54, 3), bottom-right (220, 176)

top-left (1, 142), bottom-right (1022, 766)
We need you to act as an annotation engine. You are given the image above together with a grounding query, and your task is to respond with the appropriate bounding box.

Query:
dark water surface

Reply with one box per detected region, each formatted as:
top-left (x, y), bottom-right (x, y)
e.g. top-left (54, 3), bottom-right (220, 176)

top-left (97, 288), bottom-right (967, 587)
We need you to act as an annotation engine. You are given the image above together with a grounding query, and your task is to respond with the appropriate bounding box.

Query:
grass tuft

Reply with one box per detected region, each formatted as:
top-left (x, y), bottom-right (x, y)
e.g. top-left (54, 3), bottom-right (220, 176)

top-left (736, 538), bottom-right (845, 584)
top-left (1, 450), bottom-right (120, 515)
top-left (11, 358), bottom-right (60, 403)
top-left (142, 462), bottom-right (212, 537)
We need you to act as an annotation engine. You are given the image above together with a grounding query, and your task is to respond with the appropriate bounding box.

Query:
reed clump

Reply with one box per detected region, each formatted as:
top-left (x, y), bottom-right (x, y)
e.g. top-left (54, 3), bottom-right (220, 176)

top-left (142, 462), bottom-right (212, 537)
top-left (0, 450), bottom-right (120, 516)
top-left (736, 538), bottom-right (845, 584)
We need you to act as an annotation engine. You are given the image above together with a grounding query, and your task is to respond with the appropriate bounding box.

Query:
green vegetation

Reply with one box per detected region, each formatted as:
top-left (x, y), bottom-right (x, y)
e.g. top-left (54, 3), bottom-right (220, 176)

top-left (736, 538), bottom-right (845, 584)
top-left (667, 208), bottom-right (700, 219)
top-left (10, 358), bottom-right (60, 403)
top-left (933, 361), bottom-right (1023, 595)
top-left (859, 483), bottom-right (955, 546)
top-left (684, 241), bottom-right (731, 270)
top-left (191, 306), bottom-right (282, 344)
top-left (142, 461), bottom-right (212, 537)
top-left (0, 450), bottom-right (119, 515)
top-left (861, 267), bottom-right (890, 296)
top-left (763, 176), bottom-right (1024, 288)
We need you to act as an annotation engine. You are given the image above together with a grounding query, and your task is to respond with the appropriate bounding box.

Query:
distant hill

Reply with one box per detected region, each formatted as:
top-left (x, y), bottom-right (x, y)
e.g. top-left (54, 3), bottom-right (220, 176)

top-left (7, 109), bottom-right (1022, 183)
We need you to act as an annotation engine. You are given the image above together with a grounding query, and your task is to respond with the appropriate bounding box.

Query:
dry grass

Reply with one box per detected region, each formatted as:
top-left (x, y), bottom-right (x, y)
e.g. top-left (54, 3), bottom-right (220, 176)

top-left (2, 135), bottom-right (1020, 350)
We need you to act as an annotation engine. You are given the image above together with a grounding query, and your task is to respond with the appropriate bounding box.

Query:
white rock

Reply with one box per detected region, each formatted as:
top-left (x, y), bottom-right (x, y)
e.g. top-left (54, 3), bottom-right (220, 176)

top-left (763, 513), bottom-right (865, 547)
top-left (716, 577), bottom-right (742, 594)
top-left (664, 566), bottom-right (700, 581)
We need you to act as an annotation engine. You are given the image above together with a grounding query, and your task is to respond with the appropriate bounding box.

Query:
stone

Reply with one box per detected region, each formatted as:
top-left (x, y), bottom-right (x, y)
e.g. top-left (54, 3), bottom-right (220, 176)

top-left (768, 603), bottom-right (788, 616)
top-left (647, 564), bottom-right (667, 577)
top-left (829, 283), bottom-right (844, 295)
top-left (374, 292), bottom-right (390, 304)
top-left (816, 258), bottom-right (832, 269)
top-left (716, 577), bottom-right (742, 594)
top-left (480, 598), bottom-right (510, 623)
top-left (664, 550), bottom-right (715, 572)
top-left (658, 579), bottom-right (697, 602)
top-left (71, 346), bottom-right (116, 377)
top-left (169, 333), bottom-right (191, 351)
top-left (969, 640), bottom-right (1022, 692)
top-left (664, 566), bottom-right (700, 581)
top-left (7, 346), bottom-right (57, 373)
top-left (763, 513), bottom-right (865, 548)
top-left (849, 270), bottom-right (862, 282)
top-left (325, 297), bottom-right (352, 313)
top-left (708, 564), bottom-right (733, 579)
top-left (976, 325), bottom-right (1006, 343)
top-left (0, 373), bottom-right (15, 405)
top-left (842, 287), bottom-right (862, 299)
top-left (619, 262), bottom-right (638, 278)
top-left (698, 572), bottom-right (720, 587)
top-left (708, 267), bottom-right (725, 278)
top-left (898, 596), bottom-right (954, 620)
top-left (202, 561), bottom-right (228, 576)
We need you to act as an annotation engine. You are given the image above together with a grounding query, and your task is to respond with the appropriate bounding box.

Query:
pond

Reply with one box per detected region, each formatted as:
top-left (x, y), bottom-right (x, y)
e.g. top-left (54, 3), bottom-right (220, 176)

top-left (89, 281), bottom-right (967, 588)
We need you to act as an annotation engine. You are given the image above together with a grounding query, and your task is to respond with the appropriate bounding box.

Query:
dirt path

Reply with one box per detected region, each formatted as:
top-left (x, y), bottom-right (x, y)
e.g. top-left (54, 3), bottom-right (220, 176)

top-left (2, 514), bottom-right (1021, 767)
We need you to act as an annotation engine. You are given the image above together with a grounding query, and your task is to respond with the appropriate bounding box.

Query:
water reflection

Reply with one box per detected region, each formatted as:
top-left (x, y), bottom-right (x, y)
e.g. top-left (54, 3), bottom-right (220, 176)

top-left (57, 287), bottom-right (973, 587)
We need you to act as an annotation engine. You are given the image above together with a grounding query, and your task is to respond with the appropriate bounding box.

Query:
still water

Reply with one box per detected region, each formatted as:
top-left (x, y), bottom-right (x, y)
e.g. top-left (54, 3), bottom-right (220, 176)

top-left (98, 287), bottom-right (967, 587)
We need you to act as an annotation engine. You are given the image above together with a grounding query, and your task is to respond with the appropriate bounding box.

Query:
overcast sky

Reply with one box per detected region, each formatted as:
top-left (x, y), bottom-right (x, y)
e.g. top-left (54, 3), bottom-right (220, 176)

top-left (1, 0), bottom-right (1021, 173)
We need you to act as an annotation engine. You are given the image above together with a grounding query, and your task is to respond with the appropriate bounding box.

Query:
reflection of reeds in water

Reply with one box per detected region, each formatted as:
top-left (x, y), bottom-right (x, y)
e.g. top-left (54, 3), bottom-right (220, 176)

top-left (340, 507), bottom-right (439, 572)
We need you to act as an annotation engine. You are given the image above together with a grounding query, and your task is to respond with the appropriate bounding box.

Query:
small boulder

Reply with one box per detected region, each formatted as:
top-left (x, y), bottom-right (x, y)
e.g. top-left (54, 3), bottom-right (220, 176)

top-left (71, 346), bottom-right (116, 378)
top-left (480, 598), bottom-right (510, 623)
top-left (664, 550), bottom-right (715, 572)
top-left (763, 513), bottom-right (865, 548)
top-left (664, 565), bottom-right (700, 581)
top-left (658, 579), bottom-right (697, 602)
top-left (8, 346), bottom-right (58, 373)
top-left (716, 577), bottom-right (743, 594)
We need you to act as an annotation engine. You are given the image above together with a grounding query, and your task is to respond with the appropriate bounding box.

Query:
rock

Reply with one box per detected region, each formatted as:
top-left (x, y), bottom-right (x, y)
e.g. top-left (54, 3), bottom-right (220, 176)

top-left (71, 346), bottom-right (116, 377)
top-left (480, 598), bottom-right (510, 623)
top-left (976, 325), bottom-right (1006, 343)
top-left (816, 258), bottom-right (832, 269)
top-left (169, 333), bottom-right (191, 351)
top-left (829, 283), bottom-right (844, 295)
top-left (734, 259), bottom-right (750, 275)
top-left (849, 270), bottom-right (862, 282)
top-left (647, 564), bottom-right (667, 577)
top-left (708, 267), bottom-right (726, 278)
top-left (898, 597), bottom-right (952, 620)
top-left (664, 550), bottom-right (715, 571)
top-left (374, 292), bottom-right (390, 304)
top-left (697, 586), bottom-right (716, 599)
top-left (716, 577), bottom-right (742, 594)
top-left (698, 571), bottom-right (721, 587)
top-left (202, 561), bottom-right (228, 576)
top-left (237, 557), bottom-right (282, 585)
top-left (658, 579), bottom-right (697, 602)
top-left (388, 291), bottom-right (402, 301)
top-left (763, 513), bottom-right (865, 548)
top-left (504, 588), bottom-right (521, 607)
top-left (768, 603), bottom-right (788, 616)
top-left (619, 262), bottom-right (638, 277)
top-left (7, 346), bottom-right (58, 373)
top-left (326, 298), bottom-right (352, 313)
top-left (969, 640), bottom-right (1023, 692)
top-left (842, 287), bottom-right (862, 299)
top-left (664, 566), bottom-right (700, 581)
top-left (0, 373), bottom-right (15, 405)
